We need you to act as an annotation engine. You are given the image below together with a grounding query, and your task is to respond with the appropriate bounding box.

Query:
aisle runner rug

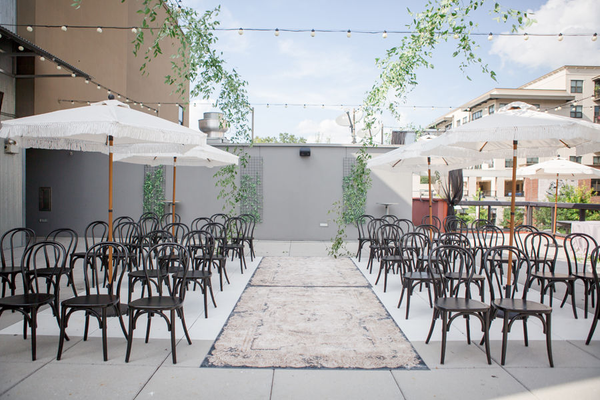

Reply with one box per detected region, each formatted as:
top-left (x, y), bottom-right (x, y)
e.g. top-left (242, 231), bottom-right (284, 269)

top-left (201, 257), bottom-right (426, 370)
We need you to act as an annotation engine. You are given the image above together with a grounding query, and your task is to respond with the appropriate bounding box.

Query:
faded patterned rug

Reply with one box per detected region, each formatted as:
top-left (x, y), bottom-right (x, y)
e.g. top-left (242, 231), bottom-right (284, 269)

top-left (201, 257), bottom-right (426, 370)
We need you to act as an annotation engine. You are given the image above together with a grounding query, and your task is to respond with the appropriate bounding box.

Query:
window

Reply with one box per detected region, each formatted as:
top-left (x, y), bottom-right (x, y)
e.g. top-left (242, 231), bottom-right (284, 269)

top-left (595, 106), bottom-right (600, 124)
top-left (570, 105), bottom-right (583, 118)
top-left (456, 119), bottom-right (461, 127)
top-left (488, 104), bottom-right (495, 114)
top-left (472, 110), bottom-right (483, 120)
top-left (570, 80), bottom-right (583, 93)
top-left (505, 158), bottom-right (513, 168)
top-left (499, 103), bottom-right (508, 108)
top-left (570, 156), bottom-right (582, 163)
top-left (592, 179), bottom-right (600, 195)
top-left (593, 156), bottom-right (600, 165)
top-left (445, 123), bottom-right (452, 130)
top-left (462, 116), bottom-right (467, 124)
top-left (178, 104), bottom-right (184, 125)
top-left (526, 157), bottom-right (539, 166)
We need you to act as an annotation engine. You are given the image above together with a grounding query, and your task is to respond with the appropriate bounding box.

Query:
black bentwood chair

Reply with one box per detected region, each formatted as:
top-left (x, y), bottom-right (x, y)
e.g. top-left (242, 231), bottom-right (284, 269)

top-left (1, 227), bottom-right (36, 298)
top-left (563, 233), bottom-right (598, 319)
top-left (585, 246), bottom-right (600, 344)
top-left (57, 242), bottom-right (129, 362)
top-left (0, 241), bottom-right (66, 361)
top-left (181, 230), bottom-right (217, 318)
top-left (482, 246), bottom-right (553, 367)
top-left (425, 245), bottom-right (491, 365)
top-left (126, 243), bottom-right (192, 364)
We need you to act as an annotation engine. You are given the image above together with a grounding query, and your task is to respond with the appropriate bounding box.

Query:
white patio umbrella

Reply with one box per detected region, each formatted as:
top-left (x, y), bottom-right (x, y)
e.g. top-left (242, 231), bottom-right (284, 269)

top-left (367, 135), bottom-right (484, 225)
top-left (517, 157), bottom-right (600, 234)
top-left (430, 102), bottom-right (600, 293)
top-left (114, 145), bottom-right (238, 226)
top-left (0, 99), bottom-right (206, 281)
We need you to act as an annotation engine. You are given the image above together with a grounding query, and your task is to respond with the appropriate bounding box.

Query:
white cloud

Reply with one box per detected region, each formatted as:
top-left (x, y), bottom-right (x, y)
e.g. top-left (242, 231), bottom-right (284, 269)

top-left (490, 0), bottom-right (600, 68)
top-left (298, 118), bottom-right (354, 144)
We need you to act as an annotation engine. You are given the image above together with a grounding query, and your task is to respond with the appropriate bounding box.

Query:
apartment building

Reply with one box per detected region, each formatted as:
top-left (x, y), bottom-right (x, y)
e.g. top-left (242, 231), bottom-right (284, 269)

top-left (427, 65), bottom-right (600, 203)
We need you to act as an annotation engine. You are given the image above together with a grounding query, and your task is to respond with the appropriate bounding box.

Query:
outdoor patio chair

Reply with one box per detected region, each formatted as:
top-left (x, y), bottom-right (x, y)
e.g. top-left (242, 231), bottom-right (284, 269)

top-left (421, 215), bottom-right (442, 230)
top-left (514, 224), bottom-right (539, 252)
top-left (240, 213), bottom-right (257, 261)
top-left (425, 244), bottom-right (491, 365)
top-left (355, 214), bottom-right (374, 261)
top-left (126, 242), bottom-right (192, 364)
top-left (163, 222), bottom-right (190, 243)
top-left (223, 217), bottom-right (247, 274)
top-left (397, 231), bottom-right (435, 319)
top-left (210, 213), bottom-right (229, 226)
top-left (366, 218), bottom-right (384, 273)
top-left (138, 214), bottom-right (160, 236)
top-left (564, 233), bottom-right (598, 319)
top-left (181, 230), bottom-right (217, 318)
top-left (1, 227), bottom-right (36, 299)
top-left (0, 241), bottom-right (66, 361)
top-left (523, 231), bottom-right (578, 318)
top-left (203, 222), bottom-right (229, 291)
top-left (161, 212), bottom-right (181, 228)
top-left (474, 224), bottom-right (505, 274)
top-left (69, 220), bottom-right (108, 289)
top-left (42, 228), bottom-right (79, 302)
top-left (57, 242), bottom-right (129, 362)
top-left (585, 245), bottom-right (600, 345)
top-left (374, 223), bottom-right (403, 292)
top-left (190, 217), bottom-right (212, 232)
top-left (415, 223), bottom-right (441, 244)
top-left (128, 230), bottom-right (174, 303)
top-left (395, 218), bottom-right (414, 234)
top-left (113, 221), bottom-right (142, 271)
top-left (113, 215), bottom-right (135, 226)
top-left (482, 246), bottom-right (553, 367)
top-left (442, 215), bottom-right (469, 235)
top-left (381, 214), bottom-right (398, 224)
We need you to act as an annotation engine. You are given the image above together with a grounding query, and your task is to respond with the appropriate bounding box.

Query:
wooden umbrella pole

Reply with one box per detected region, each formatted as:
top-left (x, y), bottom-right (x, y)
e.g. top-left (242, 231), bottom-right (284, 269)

top-left (172, 156), bottom-right (177, 237)
top-left (553, 175), bottom-right (559, 235)
top-left (428, 157), bottom-right (433, 226)
top-left (506, 140), bottom-right (518, 297)
top-left (108, 135), bottom-right (114, 283)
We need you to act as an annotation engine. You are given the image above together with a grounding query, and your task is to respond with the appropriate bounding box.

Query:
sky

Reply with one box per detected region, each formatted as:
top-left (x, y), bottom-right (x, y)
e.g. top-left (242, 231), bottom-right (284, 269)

top-left (186, 0), bottom-right (600, 144)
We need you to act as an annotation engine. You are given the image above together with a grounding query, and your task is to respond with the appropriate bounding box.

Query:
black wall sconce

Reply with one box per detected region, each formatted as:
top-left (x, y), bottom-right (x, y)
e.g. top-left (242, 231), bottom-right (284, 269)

top-left (299, 147), bottom-right (311, 157)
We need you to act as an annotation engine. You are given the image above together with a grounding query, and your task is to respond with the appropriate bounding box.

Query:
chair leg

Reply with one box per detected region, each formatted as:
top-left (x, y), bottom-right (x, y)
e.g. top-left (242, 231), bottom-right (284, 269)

top-left (101, 308), bottom-right (108, 361)
top-left (170, 309), bottom-right (177, 364)
top-left (178, 308), bottom-right (192, 345)
top-left (501, 314), bottom-right (510, 366)
top-left (125, 310), bottom-right (134, 363)
top-left (483, 311), bottom-right (491, 365)
top-left (30, 307), bottom-right (38, 361)
top-left (568, 281), bottom-right (578, 319)
top-left (57, 306), bottom-right (67, 361)
top-left (523, 319), bottom-right (529, 347)
top-left (586, 302), bottom-right (600, 345)
top-left (440, 310), bottom-right (448, 364)
top-left (425, 309), bottom-right (438, 344)
top-left (545, 313), bottom-right (554, 367)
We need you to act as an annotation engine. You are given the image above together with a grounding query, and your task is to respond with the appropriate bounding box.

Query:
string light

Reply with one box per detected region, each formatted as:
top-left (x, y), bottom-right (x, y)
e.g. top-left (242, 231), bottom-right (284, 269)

top-left (487, 32), bottom-right (493, 41)
top-left (131, 27), bottom-right (138, 34)
top-left (453, 33), bottom-right (459, 39)
top-left (96, 27), bottom-right (103, 33)
top-left (346, 30), bottom-right (351, 38)
top-left (56, 65), bottom-right (62, 70)
top-left (274, 28), bottom-right (279, 37)
top-left (593, 33), bottom-right (598, 42)
top-left (382, 30), bottom-right (388, 39)
top-left (238, 28), bottom-right (243, 35)
top-left (61, 25), bottom-right (67, 31)
top-left (558, 33), bottom-right (563, 41)
top-left (39, 56), bottom-right (45, 61)
top-left (523, 33), bottom-right (529, 41)
top-left (18, 45), bottom-right (24, 51)
top-left (311, 29), bottom-right (315, 37)
top-left (26, 26), bottom-right (33, 32)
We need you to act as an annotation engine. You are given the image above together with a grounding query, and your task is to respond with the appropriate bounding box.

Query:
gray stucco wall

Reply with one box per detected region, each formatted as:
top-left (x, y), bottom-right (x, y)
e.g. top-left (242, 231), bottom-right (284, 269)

top-left (24, 144), bottom-right (412, 240)
top-left (0, 0), bottom-right (25, 237)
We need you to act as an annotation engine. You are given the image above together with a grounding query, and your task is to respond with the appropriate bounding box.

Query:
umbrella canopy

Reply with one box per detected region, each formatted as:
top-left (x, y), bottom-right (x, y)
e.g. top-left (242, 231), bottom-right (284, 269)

top-left (368, 136), bottom-right (484, 225)
top-left (114, 145), bottom-right (239, 226)
top-left (429, 102), bottom-right (600, 293)
top-left (0, 99), bottom-right (206, 152)
top-left (517, 157), bottom-right (600, 234)
top-left (0, 99), bottom-right (206, 282)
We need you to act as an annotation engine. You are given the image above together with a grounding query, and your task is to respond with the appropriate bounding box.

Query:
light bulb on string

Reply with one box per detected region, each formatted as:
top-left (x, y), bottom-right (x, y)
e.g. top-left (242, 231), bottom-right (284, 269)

top-left (97, 27), bottom-right (103, 33)
top-left (558, 33), bottom-right (563, 41)
top-left (593, 33), bottom-right (598, 42)
top-left (71, 73), bottom-right (76, 77)
top-left (310, 29), bottom-right (315, 37)
top-left (56, 64), bottom-right (62, 70)
top-left (84, 79), bottom-right (89, 84)
top-left (97, 84), bottom-right (101, 90)
top-left (18, 45), bottom-right (24, 51)
top-left (274, 28), bottom-right (279, 37)
top-left (61, 25), bottom-right (67, 31)
top-left (131, 27), bottom-right (138, 33)
top-left (382, 30), bottom-right (388, 39)
top-left (523, 33), bottom-right (529, 40)
top-left (40, 56), bottom-right (45, 61)
top-left (266, 104), bottom-right (269, 108)
top-left (453, 33), bottom-right (459, 39)
top-left (487, 32), bottom-right (493, 41)
top-left (26, 26), bottom-right (33, 32)
top-left (346, 30), bottom-right (351, 38)
top-left (238, 28), bottom-right (244, 35)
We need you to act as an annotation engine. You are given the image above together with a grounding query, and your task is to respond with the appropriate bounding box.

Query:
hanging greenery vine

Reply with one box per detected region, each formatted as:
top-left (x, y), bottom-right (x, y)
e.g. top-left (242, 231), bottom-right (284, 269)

top-left (73, 0), bottom-right (252, 215)
top-left (328, 137), bottom-right (374, 258)
top-left (142, 166), bottom-right (165, 217)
